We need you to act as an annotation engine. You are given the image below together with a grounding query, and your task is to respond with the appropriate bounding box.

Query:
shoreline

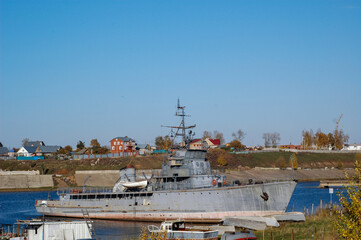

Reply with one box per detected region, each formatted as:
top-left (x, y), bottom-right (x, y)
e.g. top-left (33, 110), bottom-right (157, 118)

top-left (0, 167), bottom-right (352, 193)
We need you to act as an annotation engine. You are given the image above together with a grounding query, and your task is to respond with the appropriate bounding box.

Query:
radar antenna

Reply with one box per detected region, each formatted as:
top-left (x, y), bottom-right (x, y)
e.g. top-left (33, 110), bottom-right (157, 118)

top-left (161, 99), bottom-right (196, 147)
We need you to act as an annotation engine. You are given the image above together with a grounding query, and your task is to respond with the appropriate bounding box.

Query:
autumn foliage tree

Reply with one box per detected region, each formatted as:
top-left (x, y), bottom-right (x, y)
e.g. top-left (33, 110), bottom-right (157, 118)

top-left (90, 139), bottom-right (100, 148)
top-left (275, 156), bottom-right (287, 169)
top-left (98, 146), bottom-right (109, 154)
top-left (76, 140), bottom-right (85, 150)
top-left (302, 129), bottom-right (314, 149)
top-left (217, 155), bottom-right (227, 166)
top-left (315, 129), bottom-right (329, 149)
top-left (155, 136), bottom-right (173, 150)
top-left (90, 139), bottom-right (101, 154)
top-left (229, 140), bottom-right (245, 151)
top-left (334, 154), bottom-right (361, 239)
top-left (289, 153), bottom-right (298, 170)
top-left (57, 145), bottom-right (72, 154)
top-left (302, 129), bottom-right (349, 150)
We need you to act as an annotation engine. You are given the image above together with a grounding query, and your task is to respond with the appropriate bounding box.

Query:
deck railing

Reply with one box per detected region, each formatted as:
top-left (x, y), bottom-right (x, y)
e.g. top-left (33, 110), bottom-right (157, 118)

top-left (57, 186), bottom-right (114, 195)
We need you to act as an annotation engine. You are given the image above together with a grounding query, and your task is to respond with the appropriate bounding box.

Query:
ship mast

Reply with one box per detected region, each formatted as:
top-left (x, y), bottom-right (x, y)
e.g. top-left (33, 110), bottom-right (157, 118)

top-left (162, 99), bottom-right (196, 147)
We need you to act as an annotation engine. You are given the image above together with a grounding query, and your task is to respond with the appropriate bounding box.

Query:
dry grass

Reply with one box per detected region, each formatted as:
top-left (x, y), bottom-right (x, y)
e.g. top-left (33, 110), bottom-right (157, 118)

top-left (254, 210), bottom-right (339, 240)
top-left (137, 226), bottom-right (167, 240)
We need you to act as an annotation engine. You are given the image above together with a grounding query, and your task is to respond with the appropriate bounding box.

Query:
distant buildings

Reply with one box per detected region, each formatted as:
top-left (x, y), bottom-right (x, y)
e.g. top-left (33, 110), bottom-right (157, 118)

top-left (0, 146), bottom-right (9, 157)
top-left (35, 145), bottom-right (61, 156)
top-left (343, 144), bottom-right (361, 151)
top-left (279, 144), bottom-right (302, 150)
top-left (205, 138), bottom-right (221, 149)
top-left (17, 141), bottom-right (61, 157)
top-left (189, 138), bottom-right (221, 150)
top-left (189, 139), bottom-right (204, 150)
top-left (26, 141), bottom-right (45, 147)
top-left (110, 136), bottom-right (136, 154)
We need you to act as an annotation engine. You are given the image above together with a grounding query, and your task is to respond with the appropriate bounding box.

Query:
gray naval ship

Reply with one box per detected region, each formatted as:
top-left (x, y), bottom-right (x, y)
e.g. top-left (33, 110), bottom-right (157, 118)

top-left (35, 101), bottom-right (296, 223)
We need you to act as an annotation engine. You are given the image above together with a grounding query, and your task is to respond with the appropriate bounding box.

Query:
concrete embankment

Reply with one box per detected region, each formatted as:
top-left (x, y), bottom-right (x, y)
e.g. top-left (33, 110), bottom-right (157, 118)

top-left (75, 168), bottom-right (352, 187)
top-left (75, 170), bottom-right (120, 187)
top-left (0, 168), bottom-right (352, 190)
top-left (226, 168), bottom-right (353, 182)
top-left (0, 175), bottom-right (53, 189)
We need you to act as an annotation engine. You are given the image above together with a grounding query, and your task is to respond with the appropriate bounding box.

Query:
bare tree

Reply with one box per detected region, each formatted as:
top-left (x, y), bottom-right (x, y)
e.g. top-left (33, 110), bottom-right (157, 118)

top-left (202, 131), bottom-right (212, 140)
top-left (270, 132), bottom-right (280, 148)
top-left (213, 130), bottom-right (225, 145)
top-left (263, 132), bottom-right (280, 148)
top-left (263, 133), bottom-right (271, 148)
top-left (232, 129), bottom-right (246, 142)
top-left (22, 138), bottom-right (29, 146)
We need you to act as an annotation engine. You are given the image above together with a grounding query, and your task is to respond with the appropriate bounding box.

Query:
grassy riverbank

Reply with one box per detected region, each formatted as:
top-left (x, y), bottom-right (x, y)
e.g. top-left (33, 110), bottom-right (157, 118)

top-left (0, 150), bottom-right (357, 175)
top-left (254, 210), bottom-right (338, 240)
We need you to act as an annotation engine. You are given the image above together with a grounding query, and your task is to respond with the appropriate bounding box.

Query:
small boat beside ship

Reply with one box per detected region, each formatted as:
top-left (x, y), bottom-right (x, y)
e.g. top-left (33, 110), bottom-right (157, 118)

top-left (147, 219), bottom-right (257, 240)
top-left (148, 220), bottom-right (219, 240)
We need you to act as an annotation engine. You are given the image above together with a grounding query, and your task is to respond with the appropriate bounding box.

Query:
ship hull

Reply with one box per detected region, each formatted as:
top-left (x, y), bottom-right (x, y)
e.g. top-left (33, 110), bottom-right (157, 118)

top-left (36, 181), bottom-right (296, 223)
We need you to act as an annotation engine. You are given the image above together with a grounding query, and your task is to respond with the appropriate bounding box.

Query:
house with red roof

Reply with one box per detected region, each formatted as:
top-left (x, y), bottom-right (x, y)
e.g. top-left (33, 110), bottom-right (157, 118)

top-left (110, 136), bottom-right (136, 154)
top-left (189, 138), bottom-right (221, 149)
top-left (205, 138), bottom-right (221, 149)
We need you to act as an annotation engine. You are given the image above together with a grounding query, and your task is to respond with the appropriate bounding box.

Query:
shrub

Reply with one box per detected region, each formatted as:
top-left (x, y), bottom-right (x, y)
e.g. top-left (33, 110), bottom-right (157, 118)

top-left (334, 160), bottom-right (361, 239)
top-left (336, 160), bottom-right (343, 169)
top-left (275, 156), bottom-right (287, 169)
top-left (217, 155), bottom-right (228, 166)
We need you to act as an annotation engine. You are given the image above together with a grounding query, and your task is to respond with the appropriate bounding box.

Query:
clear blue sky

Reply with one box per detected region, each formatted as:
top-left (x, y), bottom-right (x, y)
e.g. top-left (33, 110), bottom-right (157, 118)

top-left (1, 0), bottom-right (360, 148)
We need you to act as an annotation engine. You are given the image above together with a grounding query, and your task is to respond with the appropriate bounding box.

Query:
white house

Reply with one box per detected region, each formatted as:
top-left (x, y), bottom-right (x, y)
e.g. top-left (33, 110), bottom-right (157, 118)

top-left (17, 146), bottom-right (37, 157)
top-left (343, 144), bottom-right (361, 151)
top-left (189, 139), bottom-right (205, 150)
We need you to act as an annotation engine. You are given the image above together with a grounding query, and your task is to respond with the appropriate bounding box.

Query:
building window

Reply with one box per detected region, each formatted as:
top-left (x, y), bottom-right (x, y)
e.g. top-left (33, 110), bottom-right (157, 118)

top-left (119, 146), bottom-right (122, 150)
top-left (112, 146), bottom-right (115, 150)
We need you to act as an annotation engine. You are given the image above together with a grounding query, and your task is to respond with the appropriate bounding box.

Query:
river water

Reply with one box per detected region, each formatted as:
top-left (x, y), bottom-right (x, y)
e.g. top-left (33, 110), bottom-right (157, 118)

top-left (0, 181), bottom-right (341, 239)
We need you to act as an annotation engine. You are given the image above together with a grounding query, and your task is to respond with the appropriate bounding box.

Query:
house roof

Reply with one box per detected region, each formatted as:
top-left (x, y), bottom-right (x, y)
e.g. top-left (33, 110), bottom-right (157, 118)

top-left (23, 146), bottom-right (38, 153)
top-left (111, 137), bottom-right (135, 142)
top-left (208, 139), bottom-right (220, 145)
top-left (72, 148), bottom-right (88, 155)
top-left (0, 147), bottom-right (9, 154)
top-left (25, 141), bottom-right (45, 147)
top-left (136, 143), bottom-right (148, 149)
top-left (37, 145), bottom-right (61, 153)
top-left (190, 139), bottom-right (202, 144)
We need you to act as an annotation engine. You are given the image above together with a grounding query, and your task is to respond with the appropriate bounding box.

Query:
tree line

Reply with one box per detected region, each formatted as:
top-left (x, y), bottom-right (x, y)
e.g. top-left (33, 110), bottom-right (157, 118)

top-left (302, 129), bottom-right (349, 150)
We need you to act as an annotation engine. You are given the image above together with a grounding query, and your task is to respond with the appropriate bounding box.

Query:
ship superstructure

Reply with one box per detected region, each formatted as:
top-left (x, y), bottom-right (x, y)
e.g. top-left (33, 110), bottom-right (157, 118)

top-left (35, 101), bottom-right (296, 223)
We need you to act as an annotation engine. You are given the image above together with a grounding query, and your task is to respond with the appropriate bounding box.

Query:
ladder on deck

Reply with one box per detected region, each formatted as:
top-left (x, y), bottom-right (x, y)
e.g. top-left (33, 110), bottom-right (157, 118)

top-left (81, 209), bottom-right (97, 240)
